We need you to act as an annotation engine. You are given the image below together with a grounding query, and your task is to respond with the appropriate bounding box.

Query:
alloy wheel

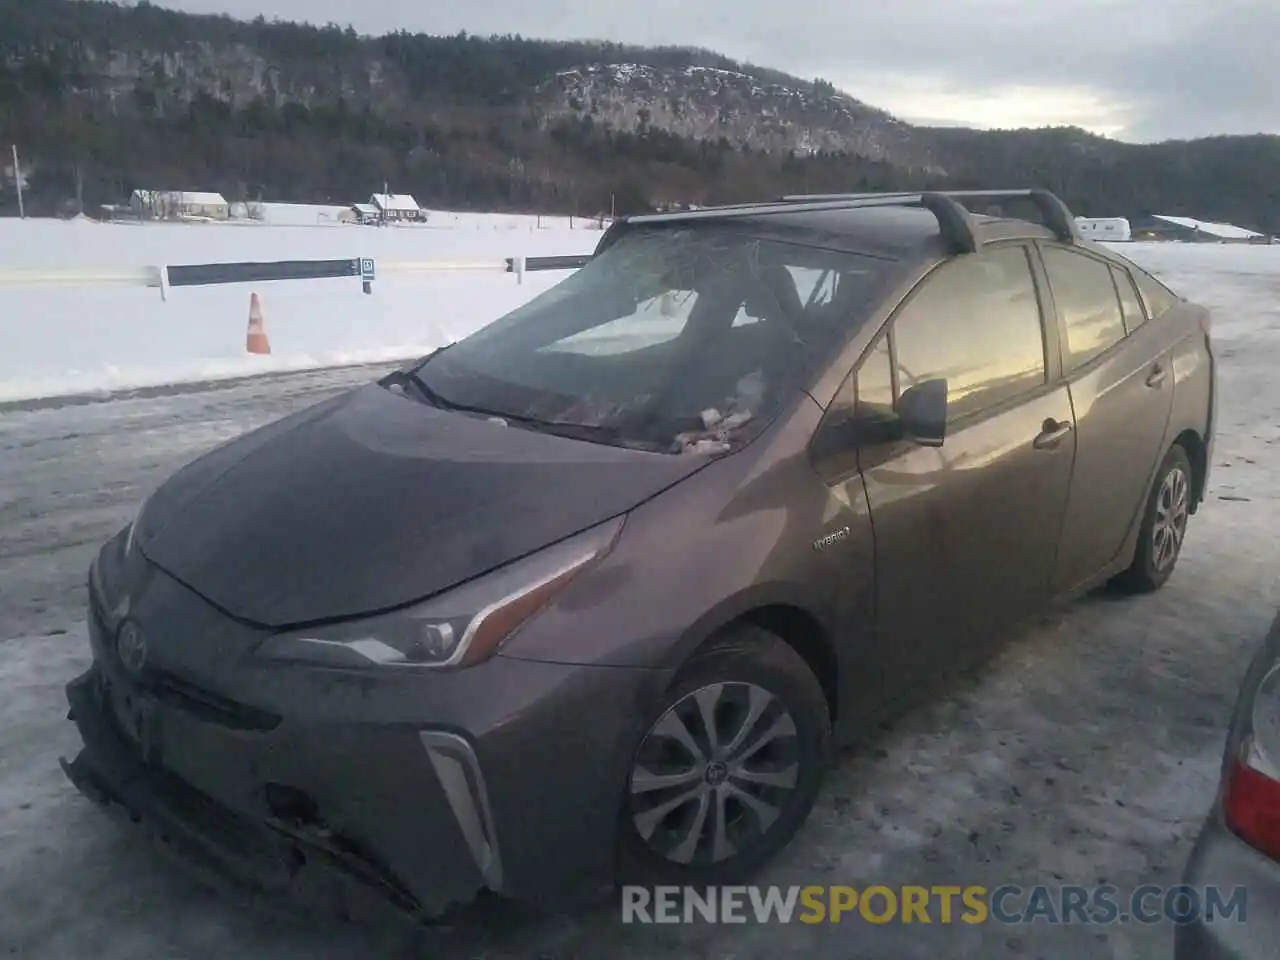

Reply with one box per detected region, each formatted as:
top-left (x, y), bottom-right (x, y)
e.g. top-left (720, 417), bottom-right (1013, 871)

top-left (1152, 465), bottom-right (1190, 572)
top-left (627, 681), bottom-right (800, 866)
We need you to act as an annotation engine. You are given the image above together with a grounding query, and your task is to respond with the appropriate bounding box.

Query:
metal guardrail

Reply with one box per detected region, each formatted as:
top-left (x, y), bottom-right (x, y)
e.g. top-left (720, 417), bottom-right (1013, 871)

top-left (0, 253), bottom-right (594, 300)
top-left (166, 258), bottom-right (366, 288)
top-left (508, 254), bottom-right (594, 274)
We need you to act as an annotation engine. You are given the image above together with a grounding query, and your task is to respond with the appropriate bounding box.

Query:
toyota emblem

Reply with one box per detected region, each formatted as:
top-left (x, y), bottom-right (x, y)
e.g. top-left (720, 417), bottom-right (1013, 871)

top-left (116, 622), bottom-right (147, 674)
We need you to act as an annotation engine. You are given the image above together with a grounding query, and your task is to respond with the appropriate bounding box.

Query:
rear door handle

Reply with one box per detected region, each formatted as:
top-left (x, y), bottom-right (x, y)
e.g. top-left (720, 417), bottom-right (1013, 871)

top-left (1145, 364), bottom-right (1168, 388)
top-left (1033, 418), bottom-right (1073, 450)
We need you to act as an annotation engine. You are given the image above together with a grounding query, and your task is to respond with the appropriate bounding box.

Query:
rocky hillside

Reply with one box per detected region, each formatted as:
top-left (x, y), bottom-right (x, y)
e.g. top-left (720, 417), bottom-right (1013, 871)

top-left (533, 64), bottom-right (940, 171)
top-left (2, 0), bottom-right (1278, 230)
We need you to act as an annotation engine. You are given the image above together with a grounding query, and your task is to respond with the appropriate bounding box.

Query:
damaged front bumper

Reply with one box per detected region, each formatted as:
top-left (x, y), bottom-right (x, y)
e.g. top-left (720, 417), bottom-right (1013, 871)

top-left (63, 541), bottom-right (669, 923)
top-left (60, 664), bottom-right (484, 926)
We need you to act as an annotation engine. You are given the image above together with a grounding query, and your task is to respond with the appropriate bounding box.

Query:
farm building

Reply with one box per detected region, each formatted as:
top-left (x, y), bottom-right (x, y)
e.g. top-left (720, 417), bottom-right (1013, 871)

top-left (1075, 217), bottom-right (1131, 241)
top-left (350, 202), bottom-right (380, 224)
top-left (1135, 215), bottom-right (1269, 243)
top-left (369, 193), bottom-right (427, 222)
top-left (129, 190), bottom-right (229, 221)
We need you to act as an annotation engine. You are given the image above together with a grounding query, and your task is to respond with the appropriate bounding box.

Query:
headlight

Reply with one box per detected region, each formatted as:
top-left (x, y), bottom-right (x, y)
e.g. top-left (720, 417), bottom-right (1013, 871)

top-left (254, 516), bottom-right (624, 670)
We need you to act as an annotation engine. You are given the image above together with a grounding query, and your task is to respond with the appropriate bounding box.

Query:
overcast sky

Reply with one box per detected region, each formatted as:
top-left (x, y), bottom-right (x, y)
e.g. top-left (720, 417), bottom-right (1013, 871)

top-left (153, 0), bottom-right (1278, 143)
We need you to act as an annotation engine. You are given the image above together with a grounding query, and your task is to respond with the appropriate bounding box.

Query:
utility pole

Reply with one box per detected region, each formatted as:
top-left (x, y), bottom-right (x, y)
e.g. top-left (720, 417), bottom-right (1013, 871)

top-left (11, 144), bottom-right (25, 218)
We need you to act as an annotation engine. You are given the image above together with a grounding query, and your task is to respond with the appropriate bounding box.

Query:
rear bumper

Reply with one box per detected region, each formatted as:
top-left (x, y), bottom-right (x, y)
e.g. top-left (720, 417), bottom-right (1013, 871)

top-left (1174, 809), bottom-right (1280, 959)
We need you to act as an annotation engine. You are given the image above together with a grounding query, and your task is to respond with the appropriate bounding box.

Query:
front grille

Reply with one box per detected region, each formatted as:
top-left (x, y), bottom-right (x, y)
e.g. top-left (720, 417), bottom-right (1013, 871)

top-left (146, 670), bottom-right (281, 732)
top-left (74, 665), bottom-right (431, 925)
top-left (88, 591), bottom-right (281, 733)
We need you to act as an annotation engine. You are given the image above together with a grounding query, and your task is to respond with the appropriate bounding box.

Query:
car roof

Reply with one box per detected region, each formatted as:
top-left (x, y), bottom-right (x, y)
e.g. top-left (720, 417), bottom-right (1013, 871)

top-left (612, 193), bottom-right (1073, 262)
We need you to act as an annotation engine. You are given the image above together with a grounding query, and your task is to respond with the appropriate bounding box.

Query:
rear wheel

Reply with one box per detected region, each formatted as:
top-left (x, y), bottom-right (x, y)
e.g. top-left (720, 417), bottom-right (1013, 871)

top-left (617, 626), bottom-right (831, 886)
top-left (1112, 444), bottom-right (1193, 594)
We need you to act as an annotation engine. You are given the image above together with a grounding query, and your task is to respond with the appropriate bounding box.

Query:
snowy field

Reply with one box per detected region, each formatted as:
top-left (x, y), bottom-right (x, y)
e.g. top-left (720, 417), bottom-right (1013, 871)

top-left (0, 211), bottom-right (601, 403)
top-left (2, 239), bottom-right (1280, 958)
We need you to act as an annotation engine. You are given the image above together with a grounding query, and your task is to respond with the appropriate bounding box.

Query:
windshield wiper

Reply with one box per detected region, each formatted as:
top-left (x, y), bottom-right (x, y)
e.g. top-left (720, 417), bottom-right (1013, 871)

top-left (384, 367), bottom-right (504, 419)
top-left (386, 369), bottom-right (667, 451)
top-left (487, 413), bottom-right (666, 451)
top-left (405, 370), bottom-right (463, 411)
top-left (382, 369), bottom-right (448, 409)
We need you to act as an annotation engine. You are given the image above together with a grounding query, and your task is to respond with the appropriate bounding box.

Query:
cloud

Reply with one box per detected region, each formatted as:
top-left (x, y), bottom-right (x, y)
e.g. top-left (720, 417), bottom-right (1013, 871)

top-left (153, 0), bottom-right (1280, 142)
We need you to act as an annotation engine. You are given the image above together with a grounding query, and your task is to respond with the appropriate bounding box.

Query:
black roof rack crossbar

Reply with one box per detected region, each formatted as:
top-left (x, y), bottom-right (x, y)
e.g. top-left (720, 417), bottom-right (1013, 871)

top-left (622, 194), bottom-right (982, 254)
top-left (780, 188), bottom-right (1080, 245)
top-left (779, 192), bottom-right (921, 201)
top-left (932, 189), bottom-right (1079, 244)
top-left (618, 188), bottom-right (1077, 255)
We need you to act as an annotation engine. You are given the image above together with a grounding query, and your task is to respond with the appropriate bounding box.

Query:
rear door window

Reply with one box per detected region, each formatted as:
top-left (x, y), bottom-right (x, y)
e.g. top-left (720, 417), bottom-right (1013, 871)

top-left (1041, 246), bottom-right (1127, 370)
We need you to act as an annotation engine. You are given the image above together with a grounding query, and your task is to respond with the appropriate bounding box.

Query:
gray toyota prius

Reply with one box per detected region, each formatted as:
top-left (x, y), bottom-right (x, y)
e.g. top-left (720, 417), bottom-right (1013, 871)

top-left (61, 189), bottom-right (1216, 924)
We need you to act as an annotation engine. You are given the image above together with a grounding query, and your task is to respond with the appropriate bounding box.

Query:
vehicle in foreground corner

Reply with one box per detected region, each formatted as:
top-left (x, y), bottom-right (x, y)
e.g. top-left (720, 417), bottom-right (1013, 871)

top-left (61, 188), bottom-right (1216, 924)
top-left (1175, 612), bottom-right (1280, 959)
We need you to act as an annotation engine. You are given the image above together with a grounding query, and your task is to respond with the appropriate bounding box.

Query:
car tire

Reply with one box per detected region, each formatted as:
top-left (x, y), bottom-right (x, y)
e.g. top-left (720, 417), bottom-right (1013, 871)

top-left (616, 624), bottom-right (831, 888)
top-left (1111, 443), bottom-right (1194, 594)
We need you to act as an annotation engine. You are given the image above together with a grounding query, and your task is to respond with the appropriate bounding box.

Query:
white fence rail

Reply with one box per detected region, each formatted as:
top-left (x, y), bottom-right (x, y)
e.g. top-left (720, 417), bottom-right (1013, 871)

top-left (0, 254), bottom-right (592, 300)
top-left (0, 265), bottom-right (160, 287)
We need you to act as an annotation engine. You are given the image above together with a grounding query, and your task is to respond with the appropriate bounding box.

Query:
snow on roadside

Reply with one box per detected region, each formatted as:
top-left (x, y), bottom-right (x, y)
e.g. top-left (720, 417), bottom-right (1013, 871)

top-left (0, 274), bottom-right (563, 404)
top-left (0, 217), bottom-right (599, 403)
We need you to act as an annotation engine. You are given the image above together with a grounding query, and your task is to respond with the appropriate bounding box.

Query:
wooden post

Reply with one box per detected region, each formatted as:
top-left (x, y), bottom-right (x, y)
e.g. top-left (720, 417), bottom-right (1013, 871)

top-left (12, 145), bottom-right (25, 219)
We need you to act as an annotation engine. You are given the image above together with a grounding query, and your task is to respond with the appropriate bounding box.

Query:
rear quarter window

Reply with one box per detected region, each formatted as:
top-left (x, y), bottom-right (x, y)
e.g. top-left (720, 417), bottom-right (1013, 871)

top-left (1131, 269), bottom-right (1181, 320)
top-left (1110, 265), bottom-right (1146, 333)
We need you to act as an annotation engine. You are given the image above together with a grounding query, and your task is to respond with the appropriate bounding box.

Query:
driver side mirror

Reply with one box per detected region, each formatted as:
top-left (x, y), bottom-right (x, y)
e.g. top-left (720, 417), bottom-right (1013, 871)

top-left (898, 378), bottom-right (948, 447)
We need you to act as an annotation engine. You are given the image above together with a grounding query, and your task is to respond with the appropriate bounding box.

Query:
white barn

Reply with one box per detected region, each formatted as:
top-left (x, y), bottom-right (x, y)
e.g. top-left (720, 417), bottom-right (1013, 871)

top-left (1151, 214), bottom-right (1265, 243)
top-left (1075, 217), bottom-right (1132, 242)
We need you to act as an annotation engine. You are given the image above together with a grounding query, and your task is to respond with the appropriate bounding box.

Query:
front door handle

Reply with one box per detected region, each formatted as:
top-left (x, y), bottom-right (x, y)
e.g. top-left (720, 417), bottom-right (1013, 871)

top-left (1145, 364), bottom-right (1168, 388)
top-left (1033, 418), bottom-right (1073, 450)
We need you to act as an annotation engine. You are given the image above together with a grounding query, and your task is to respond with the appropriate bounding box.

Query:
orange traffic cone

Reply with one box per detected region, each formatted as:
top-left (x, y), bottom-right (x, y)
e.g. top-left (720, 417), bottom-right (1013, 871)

top-left (246, 293), bottom-right (271, 355)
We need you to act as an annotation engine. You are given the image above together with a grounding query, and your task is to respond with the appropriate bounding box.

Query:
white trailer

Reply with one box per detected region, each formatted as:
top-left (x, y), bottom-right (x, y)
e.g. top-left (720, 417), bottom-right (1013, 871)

top-left (1075, 217), bottom-right (1132, 242)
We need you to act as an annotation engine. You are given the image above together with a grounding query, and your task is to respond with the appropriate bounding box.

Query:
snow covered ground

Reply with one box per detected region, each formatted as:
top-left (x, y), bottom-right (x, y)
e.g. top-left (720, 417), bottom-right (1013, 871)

top-left (2, 240), bottom-right (1280, 958)
top-left (0, 213), bottom-right (601, 403)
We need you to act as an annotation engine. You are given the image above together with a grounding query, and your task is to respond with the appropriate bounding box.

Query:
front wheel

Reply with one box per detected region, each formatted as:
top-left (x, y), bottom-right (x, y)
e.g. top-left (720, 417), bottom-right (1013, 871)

top-left (616, 626), bottom-right (831, 887)
top-left (1111, 444), bottom-right (1193, 594)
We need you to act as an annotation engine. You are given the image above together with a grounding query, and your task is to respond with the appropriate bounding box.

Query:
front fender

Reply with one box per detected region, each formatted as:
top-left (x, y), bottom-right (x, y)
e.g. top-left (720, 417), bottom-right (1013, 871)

top-left (500, 403), bottom-right (845, 672)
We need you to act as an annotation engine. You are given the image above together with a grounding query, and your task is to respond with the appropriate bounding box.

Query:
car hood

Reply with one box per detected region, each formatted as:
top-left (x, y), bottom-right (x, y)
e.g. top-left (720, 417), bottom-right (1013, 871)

top-left (135, 383), bottom-right (707, 627)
